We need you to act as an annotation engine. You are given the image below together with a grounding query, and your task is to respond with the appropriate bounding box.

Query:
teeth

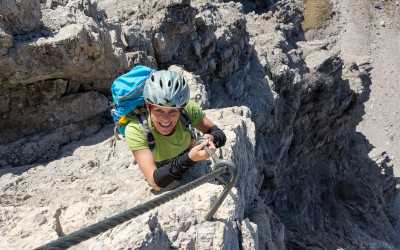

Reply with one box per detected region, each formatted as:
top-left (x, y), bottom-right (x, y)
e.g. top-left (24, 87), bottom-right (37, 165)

top-left (160, 122), bottom-right (171, 127)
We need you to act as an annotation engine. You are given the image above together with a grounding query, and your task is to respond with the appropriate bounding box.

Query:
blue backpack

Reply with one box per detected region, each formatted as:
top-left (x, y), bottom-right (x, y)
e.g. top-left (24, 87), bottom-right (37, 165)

top-left (111, 65), bottom-right (154, 136)
top-left (110, 65), bottom-right (193, 150)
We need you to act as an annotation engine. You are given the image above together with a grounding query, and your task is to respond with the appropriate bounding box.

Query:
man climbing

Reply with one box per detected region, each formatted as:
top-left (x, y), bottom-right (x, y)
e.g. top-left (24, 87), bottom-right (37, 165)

top-left (125, 70), bottom-right (226, 191)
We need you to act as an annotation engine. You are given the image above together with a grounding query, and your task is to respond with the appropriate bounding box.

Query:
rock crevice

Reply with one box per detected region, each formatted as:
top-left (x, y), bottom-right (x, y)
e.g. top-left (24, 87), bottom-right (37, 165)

top-left (0, 0), bottom-right (398, 249)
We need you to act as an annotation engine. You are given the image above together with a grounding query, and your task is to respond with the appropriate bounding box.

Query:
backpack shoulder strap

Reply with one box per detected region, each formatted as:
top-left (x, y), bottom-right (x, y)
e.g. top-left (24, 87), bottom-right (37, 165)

top-left (137, 110), bottom-right (195, 152)
top-left (137, 112), bottom-right (156, 151)
top-left (179, 109), bottom-right (191, 130)
top-left (180, 109), bottom-right (197, 140)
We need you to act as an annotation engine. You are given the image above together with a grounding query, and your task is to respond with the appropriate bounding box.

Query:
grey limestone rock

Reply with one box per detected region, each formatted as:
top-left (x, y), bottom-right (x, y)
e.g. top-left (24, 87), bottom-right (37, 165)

top-left (0, 0), bottom-right (398, 249)
top-left (0, 0), bottom-right (42, 35)
top-left (0, 107), bottom-right (280, 249)
top-left (0, 28), bottom-right (13, 55)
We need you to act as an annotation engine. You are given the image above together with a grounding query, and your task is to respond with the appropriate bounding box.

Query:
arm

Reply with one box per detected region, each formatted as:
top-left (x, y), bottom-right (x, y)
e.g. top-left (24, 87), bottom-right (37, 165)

top-left (195, 114), bottom-right (216, 134)
top-left (132, 148), bottom-right (160, 190)
top-left (132, 115), bottom-right (225, 191)
top-left (132, 143), bottom-right (208, 191)
top-left (195, 115), bottom-right (226, 148)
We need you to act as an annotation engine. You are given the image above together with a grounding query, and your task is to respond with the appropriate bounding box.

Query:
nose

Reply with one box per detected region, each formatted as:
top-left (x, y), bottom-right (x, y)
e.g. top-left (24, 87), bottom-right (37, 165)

top-left (161, 113), bottom-right (171, 121)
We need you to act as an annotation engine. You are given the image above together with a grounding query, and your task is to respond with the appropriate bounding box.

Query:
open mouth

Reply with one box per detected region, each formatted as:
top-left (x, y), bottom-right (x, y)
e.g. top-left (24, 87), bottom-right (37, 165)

top-left (159, 122), bottom-right (172, 128)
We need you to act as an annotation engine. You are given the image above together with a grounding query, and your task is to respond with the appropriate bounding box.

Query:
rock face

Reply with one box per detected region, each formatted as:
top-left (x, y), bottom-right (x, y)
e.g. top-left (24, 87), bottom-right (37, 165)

top-left (1, 107), bottom-right (274, 249)
top-left (0, 0), bottom-right (398, 249)
top-left (0, 0), bottom-right (42, 35)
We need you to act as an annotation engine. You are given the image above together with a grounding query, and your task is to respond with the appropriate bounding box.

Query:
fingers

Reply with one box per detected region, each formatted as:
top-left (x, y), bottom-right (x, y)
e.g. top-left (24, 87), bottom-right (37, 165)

top-left (197, 140), bottom-right (210, 155)
top-left (192, 139), bottom-right (207, 151)
top-left (189, 137), bottom-right (220, 162)
top-left (206, 139), bottom-right (217, 152)
top-left (203, 134), bottom-right (212, 139)
top-left (200, 139), bottom-right (209, 147)
top-left (203, 134), bottom-right (214, 142)
top-left (202, 135), bottom-right (216, 153)
top-left (188, 139), bottom-right (212, 161)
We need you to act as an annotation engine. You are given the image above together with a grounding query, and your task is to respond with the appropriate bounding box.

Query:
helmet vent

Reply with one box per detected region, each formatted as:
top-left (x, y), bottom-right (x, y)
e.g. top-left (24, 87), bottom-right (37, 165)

top-left (182, 79), bottom-right (186, 86)
top-left (159, 80), bottom-right (163, 89)
top-left (168, 80), bottom-right (172, 87)
top-left (174, 81), bottom-right (179, 92)
top-left (151, 75), bottom-right (154, 82)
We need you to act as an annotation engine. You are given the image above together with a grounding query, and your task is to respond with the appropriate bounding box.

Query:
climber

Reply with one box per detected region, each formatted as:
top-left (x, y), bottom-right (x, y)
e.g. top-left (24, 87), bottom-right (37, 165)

top-left (125, 70), bottom-right (226, 191)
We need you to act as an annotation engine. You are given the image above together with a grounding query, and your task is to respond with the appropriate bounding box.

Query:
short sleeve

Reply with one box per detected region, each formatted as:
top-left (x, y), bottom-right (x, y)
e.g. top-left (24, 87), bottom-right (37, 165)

top-left (185, 100), bottom-right (203, 126)
top-left (125, 118), bottom-right (149, 151)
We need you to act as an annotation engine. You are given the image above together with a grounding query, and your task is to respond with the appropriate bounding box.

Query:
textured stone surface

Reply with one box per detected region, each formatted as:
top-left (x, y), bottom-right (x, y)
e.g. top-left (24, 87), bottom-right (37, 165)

top-left (0, 107), bottom-right (276, 249)
top-left (0, 0), bottom-right (398, 249)
top-left (0, 0), bottom-right (42, 35)
top-left (0, 28), bottom-right (13, 55)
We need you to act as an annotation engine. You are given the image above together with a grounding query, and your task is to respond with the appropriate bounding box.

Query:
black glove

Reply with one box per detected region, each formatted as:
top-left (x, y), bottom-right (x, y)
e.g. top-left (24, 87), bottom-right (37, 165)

top-left (208, 125), bottom-right (226, 148)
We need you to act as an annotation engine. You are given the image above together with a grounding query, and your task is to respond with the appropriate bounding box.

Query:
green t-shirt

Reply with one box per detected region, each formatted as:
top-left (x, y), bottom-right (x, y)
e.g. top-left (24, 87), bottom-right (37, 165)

top-left (125, 100), bottom-right (203, 162)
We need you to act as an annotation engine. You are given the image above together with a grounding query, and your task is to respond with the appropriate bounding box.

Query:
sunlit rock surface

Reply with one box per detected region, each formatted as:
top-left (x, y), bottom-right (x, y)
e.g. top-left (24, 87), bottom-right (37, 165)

top-left (0, 0), bottom-right (398, 249)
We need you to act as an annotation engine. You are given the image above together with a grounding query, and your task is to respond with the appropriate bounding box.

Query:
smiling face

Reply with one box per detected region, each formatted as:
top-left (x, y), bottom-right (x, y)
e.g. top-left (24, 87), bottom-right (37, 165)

top-left (150, 106), bottom-right (182, 136)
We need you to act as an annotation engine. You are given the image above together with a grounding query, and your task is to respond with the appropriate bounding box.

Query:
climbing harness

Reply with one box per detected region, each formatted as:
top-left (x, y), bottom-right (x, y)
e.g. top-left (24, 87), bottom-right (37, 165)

top-left (35, 137), bottom-right (238, 250)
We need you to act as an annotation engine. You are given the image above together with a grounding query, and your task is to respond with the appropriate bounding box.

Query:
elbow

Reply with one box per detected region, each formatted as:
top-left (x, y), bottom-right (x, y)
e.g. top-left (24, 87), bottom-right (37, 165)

top-left (149, 181), bottom-right (162, 191)
top-left (150, 173), bottom-right (163, 191)
top-left (152, 167), bottom-right (176, 190)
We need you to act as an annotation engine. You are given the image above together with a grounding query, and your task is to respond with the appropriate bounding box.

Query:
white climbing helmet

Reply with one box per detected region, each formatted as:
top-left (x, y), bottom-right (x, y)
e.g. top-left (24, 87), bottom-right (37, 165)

top-left (143, 70), bottom-right (190, 108)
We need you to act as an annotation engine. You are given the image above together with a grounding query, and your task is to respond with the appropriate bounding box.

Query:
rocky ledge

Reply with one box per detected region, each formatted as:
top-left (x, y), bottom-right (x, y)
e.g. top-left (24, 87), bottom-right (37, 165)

top-left (0, 0), bottom-right (398, 249)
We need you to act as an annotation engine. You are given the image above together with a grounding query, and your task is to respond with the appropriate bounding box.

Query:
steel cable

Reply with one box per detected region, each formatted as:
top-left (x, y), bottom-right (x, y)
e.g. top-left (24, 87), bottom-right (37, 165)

top-left (35, 167), bottom-right (225, 250)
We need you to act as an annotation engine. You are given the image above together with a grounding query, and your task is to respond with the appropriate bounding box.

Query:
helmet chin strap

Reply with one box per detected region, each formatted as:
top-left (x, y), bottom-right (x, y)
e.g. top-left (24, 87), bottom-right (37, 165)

top-left (146, 103), bottom-right (155, 129)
